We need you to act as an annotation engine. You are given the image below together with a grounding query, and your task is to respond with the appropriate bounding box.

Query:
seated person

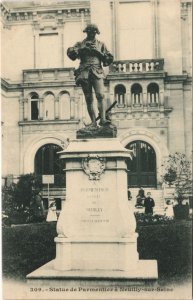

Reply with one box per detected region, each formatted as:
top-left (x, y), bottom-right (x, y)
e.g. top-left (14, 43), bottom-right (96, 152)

top-left (135, 187), bottom-right (145, 207)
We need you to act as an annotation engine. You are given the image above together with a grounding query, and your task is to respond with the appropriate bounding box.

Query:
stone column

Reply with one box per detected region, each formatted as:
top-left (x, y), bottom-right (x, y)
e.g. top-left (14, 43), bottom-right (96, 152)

top-left (143, 92), bottom-right (148, 112)
top-left (159, 91), bottom-right (164, 113)
top-left (147, 93), bottom-right (150, 105)
top-left (19, 96), bottom-right (23, 122)
top-left (55, 97), bottom-right (59, 119)
top-left (59, 26), bottom-right (65, 68)
top-left (23, 98), bottom-right (28, 121)
top-left (152, 0), bottom-right (159, 58)
top-left (70, 97), bottom-right (75, 119)
top-left (126, 92), bottom-right (131, 112)
top-left (159, 91), bottom-right (164, 106)
top-left (39, 97), bottom-right (44, 120)
top-left (74, 98), bottom-right (79, 120)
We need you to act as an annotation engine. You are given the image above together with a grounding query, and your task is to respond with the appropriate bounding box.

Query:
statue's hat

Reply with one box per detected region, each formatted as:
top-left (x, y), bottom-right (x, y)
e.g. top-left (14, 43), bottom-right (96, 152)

top-left (83, 24), bottom-right (100, 34)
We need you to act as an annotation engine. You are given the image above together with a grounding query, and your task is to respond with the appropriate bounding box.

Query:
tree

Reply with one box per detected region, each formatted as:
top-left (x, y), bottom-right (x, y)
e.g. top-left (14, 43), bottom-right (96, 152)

top-left (2, 173), bottom-right (42, 223)
top-left (162, 153), bottom-right (192, 204)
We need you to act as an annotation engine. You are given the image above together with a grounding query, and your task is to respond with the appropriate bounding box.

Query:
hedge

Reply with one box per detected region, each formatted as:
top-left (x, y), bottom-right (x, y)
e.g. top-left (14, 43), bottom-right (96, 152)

top-left (2, 221), bottom-right (192, 282)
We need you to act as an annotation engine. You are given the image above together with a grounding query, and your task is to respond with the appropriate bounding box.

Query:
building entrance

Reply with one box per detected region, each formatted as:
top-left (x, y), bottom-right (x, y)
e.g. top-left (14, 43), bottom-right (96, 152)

top-left (126, 140), bottom-right (157, 187)
top-left (34, 143), bottom-right (65, 187)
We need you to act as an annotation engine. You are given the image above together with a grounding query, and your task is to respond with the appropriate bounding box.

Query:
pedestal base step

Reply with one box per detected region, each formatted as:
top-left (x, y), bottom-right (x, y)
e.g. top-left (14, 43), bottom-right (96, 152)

top-left (27, 259), bottom-right (158, 281)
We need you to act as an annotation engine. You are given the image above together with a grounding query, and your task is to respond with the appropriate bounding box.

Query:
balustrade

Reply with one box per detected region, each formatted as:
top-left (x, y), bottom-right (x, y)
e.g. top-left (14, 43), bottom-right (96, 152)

top-left (23, 68), bottom-right (75, 82)
top-left (132, 94), bottom-right (142, 106)
top-left (109, 59), bottom-right (164, 74)
top-left (148, 93), bottom-right (159, 106)
top-left (116, 94), bottom-right (125, 107)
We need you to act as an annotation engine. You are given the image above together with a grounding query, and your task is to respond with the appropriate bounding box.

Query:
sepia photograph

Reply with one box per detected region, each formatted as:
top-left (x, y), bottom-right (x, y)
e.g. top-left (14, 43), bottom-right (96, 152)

top-left (1, 0), bottom-right (192, 299)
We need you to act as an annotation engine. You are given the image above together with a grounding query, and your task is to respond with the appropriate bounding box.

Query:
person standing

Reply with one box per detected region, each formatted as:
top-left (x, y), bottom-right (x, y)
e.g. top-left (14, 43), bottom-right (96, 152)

top-left (164, 199), bottom-right (174, 218)
top-left (128, 188), bottom-right (132, 201)
top-left (33, 191), bottom-right (45, 222)
top-left (67, 23), bottom-right (113, 127)
top-left (144, 192), bottom-right (155, 214)
top-left (46, 201), bottom-right (57, 222)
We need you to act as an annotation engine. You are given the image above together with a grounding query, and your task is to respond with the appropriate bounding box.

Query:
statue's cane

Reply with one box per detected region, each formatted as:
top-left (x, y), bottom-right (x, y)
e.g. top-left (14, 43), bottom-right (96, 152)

top-left (95, 100), bottom-right (117, 121)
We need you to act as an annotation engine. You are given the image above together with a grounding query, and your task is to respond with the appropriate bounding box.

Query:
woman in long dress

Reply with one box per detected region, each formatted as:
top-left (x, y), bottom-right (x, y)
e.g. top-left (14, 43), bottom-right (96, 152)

top-left (46, 201), bottom-right (57, 222)
top-left (165, 200), bottom-right (174, 218)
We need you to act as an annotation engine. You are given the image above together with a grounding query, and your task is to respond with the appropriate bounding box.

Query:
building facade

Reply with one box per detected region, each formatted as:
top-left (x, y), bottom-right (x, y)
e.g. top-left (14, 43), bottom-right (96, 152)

top-left (1, 0), bottom-right (192, 211)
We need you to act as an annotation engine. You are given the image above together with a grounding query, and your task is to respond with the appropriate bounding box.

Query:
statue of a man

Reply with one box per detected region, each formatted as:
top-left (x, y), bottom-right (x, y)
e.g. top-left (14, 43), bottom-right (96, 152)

top-left (67, 24), bottom-right (113, 127)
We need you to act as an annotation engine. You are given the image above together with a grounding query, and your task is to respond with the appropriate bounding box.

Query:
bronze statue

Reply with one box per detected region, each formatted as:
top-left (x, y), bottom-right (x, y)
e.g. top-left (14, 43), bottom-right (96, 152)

top-left (67, 24), bottom-right (114, 127)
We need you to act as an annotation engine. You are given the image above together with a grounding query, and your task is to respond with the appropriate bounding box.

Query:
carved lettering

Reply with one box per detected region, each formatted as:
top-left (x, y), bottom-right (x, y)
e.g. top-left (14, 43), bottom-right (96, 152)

top-left (87, 208), bottom-right (103, 212)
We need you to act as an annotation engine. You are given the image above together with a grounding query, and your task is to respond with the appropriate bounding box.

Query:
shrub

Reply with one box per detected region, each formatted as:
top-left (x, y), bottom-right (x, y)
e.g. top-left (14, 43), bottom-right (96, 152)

top-left (135, 212), bottom-right (174, 226)
top-left (2, 173), bottom-right (42, 224)
top-left (163, 168), bottom-right (177, 186)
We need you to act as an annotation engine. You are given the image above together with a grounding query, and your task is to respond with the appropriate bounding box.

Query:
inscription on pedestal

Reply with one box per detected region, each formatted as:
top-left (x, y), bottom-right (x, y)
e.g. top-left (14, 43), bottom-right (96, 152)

top-left (80, 187), bottom-right (110, 223)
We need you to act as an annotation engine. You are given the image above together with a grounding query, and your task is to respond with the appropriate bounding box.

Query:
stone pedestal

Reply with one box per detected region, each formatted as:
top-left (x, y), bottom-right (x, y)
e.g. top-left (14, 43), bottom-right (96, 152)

top-left (27, 138), bottom-right (158, 280)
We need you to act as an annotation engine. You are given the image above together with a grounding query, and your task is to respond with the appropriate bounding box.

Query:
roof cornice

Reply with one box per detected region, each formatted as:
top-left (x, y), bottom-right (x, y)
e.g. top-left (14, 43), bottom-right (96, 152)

top-left (1, 1), bottom-right (90, 23)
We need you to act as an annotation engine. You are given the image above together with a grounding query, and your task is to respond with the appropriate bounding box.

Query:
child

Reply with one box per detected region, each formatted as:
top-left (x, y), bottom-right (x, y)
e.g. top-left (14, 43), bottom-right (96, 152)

top-left (46, 201), bottom-right (57, 222)
top-left (165, 199), bottom-right (174, 218)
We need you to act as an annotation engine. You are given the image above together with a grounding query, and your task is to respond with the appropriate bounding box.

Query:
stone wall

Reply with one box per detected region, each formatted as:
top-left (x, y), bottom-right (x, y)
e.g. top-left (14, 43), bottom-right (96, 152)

top-left (1, 90), bottom-right (21, 176)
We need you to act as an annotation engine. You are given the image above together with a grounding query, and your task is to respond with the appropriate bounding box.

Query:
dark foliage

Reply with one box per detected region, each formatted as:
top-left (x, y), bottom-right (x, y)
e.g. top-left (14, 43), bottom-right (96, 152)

top-left (162, 153), bottom-right (192, 203)
top-left (137, 221), bottom-right (192, 279)
top-left (135, 212), bottom-right (174, 226)
top-left (163, 168), bottom-right (177, 185)
top-left (2, 223), bottom-right (56, 280)
top-left (2, 174), bottom-right (43, 224)
top-left (2, 221), bottom-right (192, 283)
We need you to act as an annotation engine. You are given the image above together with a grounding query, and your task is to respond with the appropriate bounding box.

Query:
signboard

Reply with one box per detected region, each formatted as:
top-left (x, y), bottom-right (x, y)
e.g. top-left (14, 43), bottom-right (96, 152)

top-left (42, 175), bottom-right (54, 184)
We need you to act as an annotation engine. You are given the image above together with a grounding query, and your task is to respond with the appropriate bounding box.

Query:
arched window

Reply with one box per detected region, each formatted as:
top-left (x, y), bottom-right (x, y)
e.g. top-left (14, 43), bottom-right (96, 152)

top-left (44, 93), bottom-right (55, 120)
top-left (126, 140), bottom-right (157, 187)
top-left (59, 92), bottom-right (71, 119)
top-left (147, 83), bottom-right (159, 106)
top-left (115, 84), bottom-right (126, 107)
top-left (131, 84), bottom-right (142, 106)
top-left (30, 93), bottom-right (39, 120)
top-left (34, 143), bottom-right (65, 187)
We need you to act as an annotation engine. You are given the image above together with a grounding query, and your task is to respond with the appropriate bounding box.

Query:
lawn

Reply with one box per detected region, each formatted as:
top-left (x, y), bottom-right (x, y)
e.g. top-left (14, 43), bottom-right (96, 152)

top-left (2, 221), bottom-right (192, 284)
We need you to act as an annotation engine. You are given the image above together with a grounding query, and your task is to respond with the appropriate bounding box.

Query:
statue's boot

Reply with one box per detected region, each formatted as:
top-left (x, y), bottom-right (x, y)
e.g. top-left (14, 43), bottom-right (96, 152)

top-left (99, 119), bottom-right (111, 126)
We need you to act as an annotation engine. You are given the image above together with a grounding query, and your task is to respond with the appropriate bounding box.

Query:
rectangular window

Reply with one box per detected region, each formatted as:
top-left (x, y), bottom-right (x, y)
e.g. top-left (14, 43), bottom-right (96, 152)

top-left (39, 33), bottom-right (59, 68)
top-left (119, 2), bottom-right (153, 59)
